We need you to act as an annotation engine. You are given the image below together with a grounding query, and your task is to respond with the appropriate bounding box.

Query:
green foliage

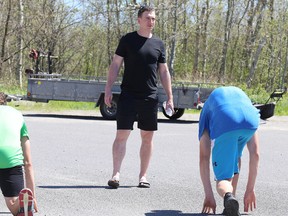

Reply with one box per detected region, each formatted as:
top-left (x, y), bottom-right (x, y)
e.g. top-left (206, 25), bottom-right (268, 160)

top-left (2, 1), bottom-right (288, 91)
top-left (0, 84), bottom-right (26, 95)
top-left (238, 83), bottom-right (288, 116)
top-left (274, 94), bottom-right (288, 116)
top-left (9, 100), bottom-right (97, 112)
top-left (238, 84), bottom-right (270, 104)
top-left (48, 101), bottom-right (96, 111)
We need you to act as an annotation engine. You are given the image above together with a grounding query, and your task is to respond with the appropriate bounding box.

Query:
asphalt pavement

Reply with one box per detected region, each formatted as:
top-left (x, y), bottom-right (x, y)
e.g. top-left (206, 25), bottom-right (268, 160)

top-left (0, 111), bottom-right (287, 216)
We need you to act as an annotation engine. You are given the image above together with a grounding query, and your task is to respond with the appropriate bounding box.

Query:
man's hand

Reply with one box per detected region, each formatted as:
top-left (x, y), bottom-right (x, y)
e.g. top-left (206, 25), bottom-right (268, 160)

top-left (104, 89), bottom-right (112, 107)
top-left (166, 98), bottom-right (174, 113)
top-left (202, 196), bottom-right (216, 214)
top-left (244, 190), bottom-right (256, 212)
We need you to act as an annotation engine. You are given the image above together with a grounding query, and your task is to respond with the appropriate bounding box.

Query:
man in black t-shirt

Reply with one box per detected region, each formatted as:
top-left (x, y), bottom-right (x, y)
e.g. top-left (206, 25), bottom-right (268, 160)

top-left (105, 5), bottom-right (174, 189)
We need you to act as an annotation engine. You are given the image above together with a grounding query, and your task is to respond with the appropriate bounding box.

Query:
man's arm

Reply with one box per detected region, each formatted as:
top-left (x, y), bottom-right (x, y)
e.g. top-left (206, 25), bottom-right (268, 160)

top-left (21, 136), bottom-right (38, 212)
top-left (199, 129), bottom-right (216, 214)
top-left (244, 131), bottom-right (260, 212)
top-left (158, 63), bottom-right (174, 110)
top-left (104, 54), bottom-right (123, 107)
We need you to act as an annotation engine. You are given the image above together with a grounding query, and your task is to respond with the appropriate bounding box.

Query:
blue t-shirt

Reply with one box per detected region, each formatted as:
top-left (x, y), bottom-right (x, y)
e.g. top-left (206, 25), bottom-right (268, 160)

top-left (198, 86), bottom-right (260, 140)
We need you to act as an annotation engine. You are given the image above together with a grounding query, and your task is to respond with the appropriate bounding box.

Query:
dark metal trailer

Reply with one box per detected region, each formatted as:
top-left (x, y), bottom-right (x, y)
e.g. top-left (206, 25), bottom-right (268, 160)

top-left (253, 88), bottom-right (286, 120)
top-left (24, 73), bottom-right (215, 120)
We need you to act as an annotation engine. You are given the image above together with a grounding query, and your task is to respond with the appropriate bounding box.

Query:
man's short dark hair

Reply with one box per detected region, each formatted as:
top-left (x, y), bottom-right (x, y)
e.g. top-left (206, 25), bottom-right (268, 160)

top-left (138, 5), bottom-right (155, 18)
top-left (0, 92), bottom-right (7, 105)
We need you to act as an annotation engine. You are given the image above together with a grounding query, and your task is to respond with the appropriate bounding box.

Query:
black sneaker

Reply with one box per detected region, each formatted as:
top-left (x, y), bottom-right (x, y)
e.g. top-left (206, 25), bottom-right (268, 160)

top-left (223, 192), bottom-right (240, 216)
top-left (108, 179), bottom-right (119, 189)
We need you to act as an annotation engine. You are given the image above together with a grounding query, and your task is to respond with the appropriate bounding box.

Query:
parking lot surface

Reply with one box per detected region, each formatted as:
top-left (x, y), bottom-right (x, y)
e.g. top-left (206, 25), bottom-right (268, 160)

top-left (1, 111), bottom-right (287, 216)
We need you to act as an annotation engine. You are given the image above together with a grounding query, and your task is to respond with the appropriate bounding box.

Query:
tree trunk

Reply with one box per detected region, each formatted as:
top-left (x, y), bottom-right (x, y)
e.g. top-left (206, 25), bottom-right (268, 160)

top-left (229, 0), bottom-right (249, 81)
top-left (243, 0), bottom-right (255, 72)
top-left (168, 0), bottom-right (178, 77)
top-left (247, 36), bottom-right (266, 88)
top-left (243, 0), bottom-right (266, 75)
top-left (200, 0), bottom-right (210, 80)
top-left (180, 0), bottom-right (189, 77)
top-left (219, 0), bottom-right (234, 83)
top-left (193, 0), bottom-right (200, 73)
top-left (281, 36), bottom-right (288, 89)
top-left (0, 0), bottom-right (12, 79)
top-left (126, 0), bottom-right (136, 30)
top-left (115, 0), bottom-right (121, 39)
top-left (16, 0), bottom-right (24, 87)
top-left (266, 0), bottom-right (275, 91)
top-left (107, 0), bottom-right (112, 65)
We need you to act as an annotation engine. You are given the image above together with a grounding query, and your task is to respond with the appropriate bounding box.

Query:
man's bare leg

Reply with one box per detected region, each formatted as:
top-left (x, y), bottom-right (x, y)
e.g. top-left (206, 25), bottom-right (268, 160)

top-left (232, 158), bottom-right (241, 196)
top-left (5, 197), bottom-right (18, 216)
top-left (111, 130), bottom-right (131, 179)
top-left (139, 130), bottom-right (154, 182)
top-left (216, 179), bottom-right (233, 197)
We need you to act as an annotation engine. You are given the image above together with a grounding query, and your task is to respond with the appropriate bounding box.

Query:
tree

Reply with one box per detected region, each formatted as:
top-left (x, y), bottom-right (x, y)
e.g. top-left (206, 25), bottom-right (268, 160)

top-left (0, 0), bottom-right (287, 91)
top-left (0, 0), bottom-right (12, 79)
top-left (168, 0), bottom-right (178, 77)
top-left (219, 0), bottom-right (234, 83)
top-left (16, 0), bottom-right (24, 87)
top-left (246, 0), bottom-right (267, 88)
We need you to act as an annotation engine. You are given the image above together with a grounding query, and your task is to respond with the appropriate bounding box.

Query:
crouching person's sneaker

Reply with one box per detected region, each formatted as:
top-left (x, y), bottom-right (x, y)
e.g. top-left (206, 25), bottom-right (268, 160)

top-left (17, 188), bottom-right (34, 216)
top-left (223, 192), bottom-right (240, 216)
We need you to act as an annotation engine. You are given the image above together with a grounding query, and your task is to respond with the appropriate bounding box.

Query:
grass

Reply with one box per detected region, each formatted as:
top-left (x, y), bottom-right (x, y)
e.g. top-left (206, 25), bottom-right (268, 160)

top-left (9, 100), bottom-right (98, 112)
top-left (274, 96), bottom-right (288, 115)
top-left (1, 83), bottom-right (287, 116)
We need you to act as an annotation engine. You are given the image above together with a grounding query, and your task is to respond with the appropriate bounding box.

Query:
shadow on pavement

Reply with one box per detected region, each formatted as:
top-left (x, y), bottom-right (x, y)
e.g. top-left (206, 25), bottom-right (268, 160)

top-left (145, 210), bottom-right (250, 216)
top-left (145, 210), bottom-right (223, 216)
top-left (158, 118), bottom-right (198, 124)
top-left (24, 113), bottom-right (199, 124)
top-left (38, 185), bottom-right (135, 189)
top-left (23, 113), bottom-right (104, 121)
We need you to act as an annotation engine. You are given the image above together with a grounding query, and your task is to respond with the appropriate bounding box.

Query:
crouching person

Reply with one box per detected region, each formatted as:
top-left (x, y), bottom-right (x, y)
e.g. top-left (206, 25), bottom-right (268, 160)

top-left (198, 86), bottom-right (260, 216)
top-left (0, 92), bottom-right (38, 215)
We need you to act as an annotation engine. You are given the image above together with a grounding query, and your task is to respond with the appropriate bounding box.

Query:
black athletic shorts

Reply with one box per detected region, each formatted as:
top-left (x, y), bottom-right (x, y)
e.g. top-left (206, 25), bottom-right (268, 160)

top-left (116, 91), bottom-right (158, 131)
top-left (0, 166), bottom-right (24, 197)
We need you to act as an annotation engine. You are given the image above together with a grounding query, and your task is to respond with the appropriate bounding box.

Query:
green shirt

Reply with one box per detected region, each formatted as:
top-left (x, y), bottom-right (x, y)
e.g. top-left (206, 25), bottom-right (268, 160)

top-left (0, 106), bottom-right (29, 168)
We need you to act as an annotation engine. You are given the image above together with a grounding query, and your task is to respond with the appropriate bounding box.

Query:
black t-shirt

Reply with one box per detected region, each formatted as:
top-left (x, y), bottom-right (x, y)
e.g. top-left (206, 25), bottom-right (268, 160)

top-left (115, 31), bottom-right (166, 99)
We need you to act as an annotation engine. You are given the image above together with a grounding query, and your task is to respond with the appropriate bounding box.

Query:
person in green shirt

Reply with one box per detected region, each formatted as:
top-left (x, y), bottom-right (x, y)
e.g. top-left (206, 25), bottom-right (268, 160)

top-left (0, 92), bottom-right (38, 215)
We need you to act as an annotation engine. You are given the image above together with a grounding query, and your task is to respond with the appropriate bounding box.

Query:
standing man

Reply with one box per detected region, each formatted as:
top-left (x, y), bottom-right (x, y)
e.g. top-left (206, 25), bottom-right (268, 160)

top-left (198, 86), bottom-right (260, 215)
top-left (105, 5), bottom-right (174, 189)
top-left (0, 92), bottom-right (38, 215)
